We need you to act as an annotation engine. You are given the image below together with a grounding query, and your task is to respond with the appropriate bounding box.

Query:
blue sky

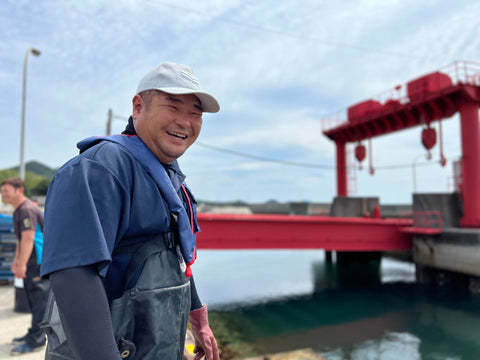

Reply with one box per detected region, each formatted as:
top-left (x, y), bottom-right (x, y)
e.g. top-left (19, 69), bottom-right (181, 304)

top-left (1, 0), bottom-right (479, 204)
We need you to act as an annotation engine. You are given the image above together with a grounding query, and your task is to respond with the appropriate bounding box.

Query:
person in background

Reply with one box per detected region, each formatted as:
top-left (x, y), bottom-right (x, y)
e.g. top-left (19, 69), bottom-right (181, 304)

top-left (41, 62), bottom-right (220, 360)
top-left (0, 177), bottom-right (50, 355)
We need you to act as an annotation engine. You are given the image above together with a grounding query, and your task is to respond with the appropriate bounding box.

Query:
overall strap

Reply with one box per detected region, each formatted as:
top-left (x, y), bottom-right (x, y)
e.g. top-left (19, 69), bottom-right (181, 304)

top-left (98, 135), bottom-right (197, 269)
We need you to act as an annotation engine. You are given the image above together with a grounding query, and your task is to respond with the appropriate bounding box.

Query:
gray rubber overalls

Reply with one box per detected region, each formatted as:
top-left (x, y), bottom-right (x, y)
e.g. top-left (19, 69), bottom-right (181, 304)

top-left (42, 232), bottom-right (191, 360)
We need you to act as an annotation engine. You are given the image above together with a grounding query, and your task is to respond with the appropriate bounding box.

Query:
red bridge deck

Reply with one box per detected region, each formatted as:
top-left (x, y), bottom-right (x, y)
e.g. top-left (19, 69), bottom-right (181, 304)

top-left (196, 213), bottom-right (414, 251)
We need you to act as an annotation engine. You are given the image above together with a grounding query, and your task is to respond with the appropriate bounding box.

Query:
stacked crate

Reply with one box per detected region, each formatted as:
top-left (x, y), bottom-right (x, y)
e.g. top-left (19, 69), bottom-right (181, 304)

top-left (0, 214), bottom-right (15, 281)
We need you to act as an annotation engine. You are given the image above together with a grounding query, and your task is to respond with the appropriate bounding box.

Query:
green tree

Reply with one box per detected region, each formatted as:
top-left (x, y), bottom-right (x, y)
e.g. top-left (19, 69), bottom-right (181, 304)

top-left (27, 173), bottom-right (51, 196)
top-left (0, 170), bottom-right (18, 182)
top-left (0, 170), bottom-right (50, 197)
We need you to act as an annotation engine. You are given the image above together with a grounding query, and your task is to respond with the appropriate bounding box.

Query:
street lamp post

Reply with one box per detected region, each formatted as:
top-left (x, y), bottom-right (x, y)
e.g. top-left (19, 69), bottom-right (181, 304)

top-left (19, 47), bottom-right (41, 180)
top-left (106, 108), bottom-right (128, 135)
top-left (412, 153), bottom-right (431, 193)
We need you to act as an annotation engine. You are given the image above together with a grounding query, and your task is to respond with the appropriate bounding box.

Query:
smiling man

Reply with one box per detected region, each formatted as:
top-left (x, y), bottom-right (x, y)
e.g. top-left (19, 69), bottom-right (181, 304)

top-left (41, 63), bottom-right (220, 360)
top-left (133, 91), bottom-right (203, 164)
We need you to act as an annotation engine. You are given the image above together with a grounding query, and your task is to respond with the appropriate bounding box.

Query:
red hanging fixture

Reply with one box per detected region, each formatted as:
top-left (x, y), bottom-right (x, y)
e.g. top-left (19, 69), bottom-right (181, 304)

top-left (421, 126), bottom-right (436, 159)
top-left (421, 126), bottom-right (437, 150)
top-left (355, 143), bottom-right (366, 169)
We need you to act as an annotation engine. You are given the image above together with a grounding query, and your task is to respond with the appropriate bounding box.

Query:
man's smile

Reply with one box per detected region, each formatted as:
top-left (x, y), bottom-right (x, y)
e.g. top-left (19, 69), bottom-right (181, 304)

top-left (167, 131), bottom-right (187, 139)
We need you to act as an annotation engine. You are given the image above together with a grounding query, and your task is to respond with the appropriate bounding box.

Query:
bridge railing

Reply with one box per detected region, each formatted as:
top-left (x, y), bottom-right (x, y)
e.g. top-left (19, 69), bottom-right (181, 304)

top-left (412, 210), bottom-right (442, 229)
top-left (448, 60), bottom-right (480, 86)
top-left (401, 210), bottom-right (443, 235)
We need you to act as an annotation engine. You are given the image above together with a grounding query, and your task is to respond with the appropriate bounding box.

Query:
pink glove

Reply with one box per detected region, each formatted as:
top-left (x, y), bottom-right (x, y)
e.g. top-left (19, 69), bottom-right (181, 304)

top-left (189, 306), bottom-right (220, 360)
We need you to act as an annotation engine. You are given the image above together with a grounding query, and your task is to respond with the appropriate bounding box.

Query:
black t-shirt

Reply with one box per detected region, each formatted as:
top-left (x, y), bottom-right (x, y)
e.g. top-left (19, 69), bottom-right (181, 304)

top-left (13, 198), bottom-right (44, 268)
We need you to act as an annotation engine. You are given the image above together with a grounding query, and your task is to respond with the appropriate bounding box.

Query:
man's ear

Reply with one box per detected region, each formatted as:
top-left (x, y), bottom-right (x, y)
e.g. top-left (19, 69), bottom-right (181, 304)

top-left (132, 94), bottom-right (144, 118)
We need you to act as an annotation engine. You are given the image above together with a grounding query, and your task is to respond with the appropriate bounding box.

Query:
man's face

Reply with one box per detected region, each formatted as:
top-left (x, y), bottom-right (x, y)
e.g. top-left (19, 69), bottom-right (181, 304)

top-left (0, 184), bottom-right (20, 205)
top-left (133, 91), bottom-right (203, 164)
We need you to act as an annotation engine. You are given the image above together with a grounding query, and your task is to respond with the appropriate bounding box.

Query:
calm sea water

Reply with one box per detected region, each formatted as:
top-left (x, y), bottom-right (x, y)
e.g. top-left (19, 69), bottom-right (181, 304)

top-left (193, 250), bottom-right (480, 360)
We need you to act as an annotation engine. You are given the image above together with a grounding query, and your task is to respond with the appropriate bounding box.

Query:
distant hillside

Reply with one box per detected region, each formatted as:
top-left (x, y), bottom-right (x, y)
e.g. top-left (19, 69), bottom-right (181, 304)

top-left (8, 161), bottom-right (57, 179)
top-left (0, 161), bottom-right (56, 197)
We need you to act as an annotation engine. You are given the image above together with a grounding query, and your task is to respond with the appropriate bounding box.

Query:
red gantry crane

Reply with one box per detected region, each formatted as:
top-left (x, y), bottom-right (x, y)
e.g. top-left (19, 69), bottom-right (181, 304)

top-left (196, 61), bottom-right (480, 254)
top-left (323, 60), bottom-right (480, 228)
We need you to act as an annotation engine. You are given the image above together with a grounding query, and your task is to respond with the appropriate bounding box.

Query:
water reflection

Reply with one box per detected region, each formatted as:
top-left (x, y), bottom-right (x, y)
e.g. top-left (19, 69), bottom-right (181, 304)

top-left (194, 250), bottom-right (326, 308)
top-left (194, 250), bottom-right (480, 359)
top-left (194, 250), bottom-right (414, 308)
top-left (322, 332), bottom-right (422, 360)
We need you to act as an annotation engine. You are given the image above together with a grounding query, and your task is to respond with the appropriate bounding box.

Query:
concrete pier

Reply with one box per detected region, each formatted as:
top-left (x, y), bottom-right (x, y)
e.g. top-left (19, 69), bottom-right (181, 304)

top-left (414, 228), bottom-right (480, 278)
top-left (412, 193), bottom-right (480, 292)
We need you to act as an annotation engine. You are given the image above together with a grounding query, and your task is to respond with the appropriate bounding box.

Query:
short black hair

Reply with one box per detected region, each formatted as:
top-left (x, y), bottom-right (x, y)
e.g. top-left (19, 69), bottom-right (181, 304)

top-left (0, 177), bottom-right (24, 189)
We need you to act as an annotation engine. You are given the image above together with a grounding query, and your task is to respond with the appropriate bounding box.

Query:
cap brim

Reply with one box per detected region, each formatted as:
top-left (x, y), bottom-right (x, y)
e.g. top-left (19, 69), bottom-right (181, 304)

top-left (154, 87), bottom-right (220, 113)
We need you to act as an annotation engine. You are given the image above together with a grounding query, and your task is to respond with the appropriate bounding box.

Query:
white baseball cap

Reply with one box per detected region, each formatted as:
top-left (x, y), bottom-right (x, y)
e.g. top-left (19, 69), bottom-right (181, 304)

top-left (136, 62), bottom-right (220, 113)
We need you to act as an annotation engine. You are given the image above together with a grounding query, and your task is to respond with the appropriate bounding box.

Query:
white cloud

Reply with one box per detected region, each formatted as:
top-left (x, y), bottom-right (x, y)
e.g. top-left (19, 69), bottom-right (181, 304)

top-left (1, 0), bottom-right (478, 203)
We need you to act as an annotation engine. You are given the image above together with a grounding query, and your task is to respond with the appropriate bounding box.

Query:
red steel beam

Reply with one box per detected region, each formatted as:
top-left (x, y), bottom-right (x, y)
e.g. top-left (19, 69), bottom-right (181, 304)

top-left (459, 98), bottom-right (480, 227)
top-left (322, 84), bottom-right (470, 143)
top-left (336, 141), bottom-right (347, 196)
top-left (196, 213), bottom-right (413, 251)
